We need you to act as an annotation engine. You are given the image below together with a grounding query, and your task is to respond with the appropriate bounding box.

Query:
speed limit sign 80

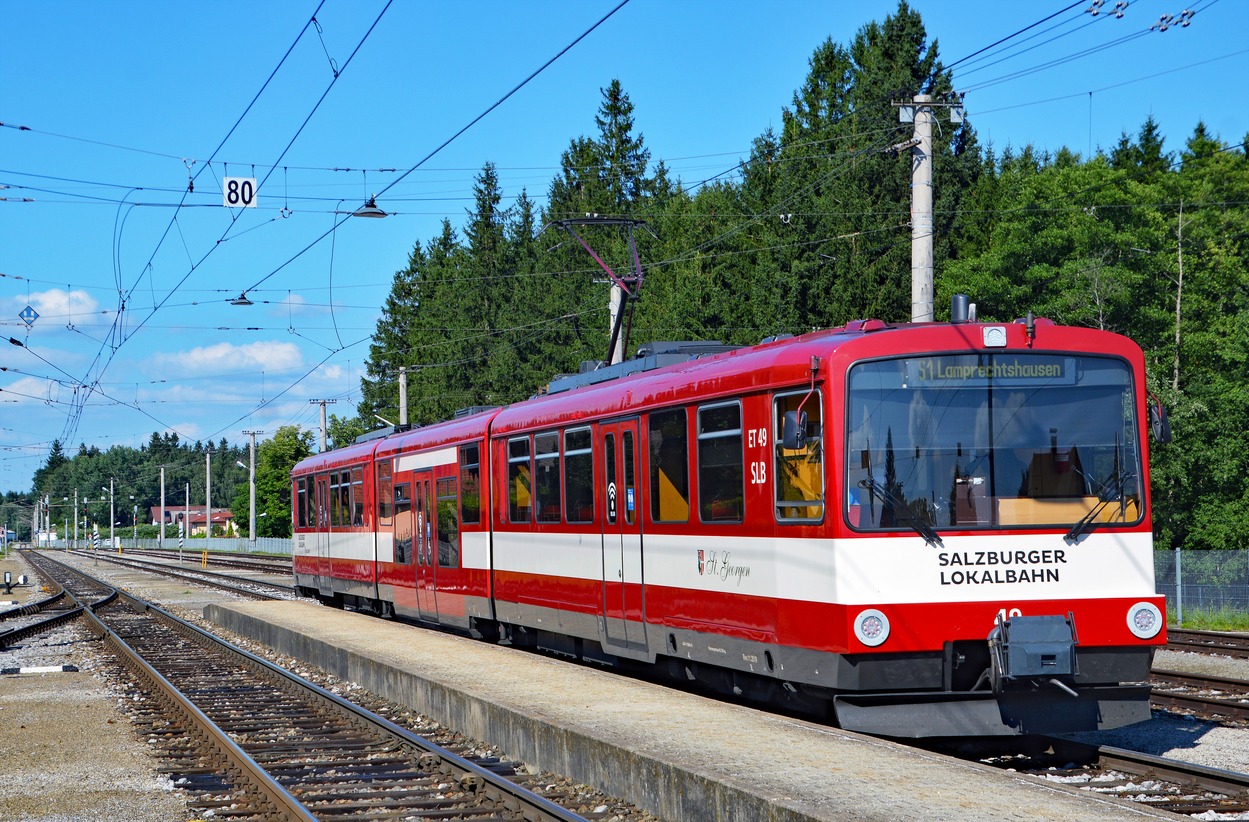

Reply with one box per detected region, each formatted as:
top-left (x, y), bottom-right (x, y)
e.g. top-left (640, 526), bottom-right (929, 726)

top-left (223, 177), bottom-right (257, 208)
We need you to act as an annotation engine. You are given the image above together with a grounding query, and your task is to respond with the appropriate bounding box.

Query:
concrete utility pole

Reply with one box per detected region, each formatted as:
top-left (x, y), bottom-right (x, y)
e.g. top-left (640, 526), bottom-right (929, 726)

top-left (243, 430), bottom-right (263, 546)
top-left (398, 367), bottom-right (408, 427)
top-left (311, 399), bottom-right (337, 452)
top-left (106, 479), bottom-right (114, 550)
top-left (159, 466), bottom-right (166, 549)
top-left (911, 94), bottom-right (934, 323)
top-left (205, 450), bottom-right (212, 540)
top-left (894, 93), bottom-right (965, 323)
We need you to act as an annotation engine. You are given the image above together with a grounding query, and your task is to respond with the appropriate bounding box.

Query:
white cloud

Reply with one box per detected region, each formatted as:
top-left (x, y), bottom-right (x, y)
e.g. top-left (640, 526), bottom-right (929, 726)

top-left (0, 374), bottom-right (64, 405)
top-left (11, 288), bottom-right (102, 321)
top-left (155, 340), bottom-right (303, 374)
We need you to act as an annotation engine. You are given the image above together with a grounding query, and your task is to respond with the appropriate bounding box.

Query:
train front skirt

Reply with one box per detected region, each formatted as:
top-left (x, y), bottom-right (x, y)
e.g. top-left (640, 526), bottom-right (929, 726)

top-left (833, 683), bottom-right (1152, 737)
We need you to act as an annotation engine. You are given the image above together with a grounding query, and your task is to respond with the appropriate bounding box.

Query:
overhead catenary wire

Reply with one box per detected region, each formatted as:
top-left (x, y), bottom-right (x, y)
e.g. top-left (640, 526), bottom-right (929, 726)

top-left (7, 0), bottom-right (1239, 477)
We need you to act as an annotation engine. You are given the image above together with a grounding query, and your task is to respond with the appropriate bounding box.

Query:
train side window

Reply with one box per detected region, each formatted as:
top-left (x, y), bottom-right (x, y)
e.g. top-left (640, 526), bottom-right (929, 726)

top-left (605, 433), bottom-right (617, 525)
top-left (296, 478), bottom-right (308, 528)
top-left (338, 472), bottom-right (351, 527)
top-left (697, 402), bottom-right (744, 523)
top-left (774, 390), bottom-right (825, 522)
top-left (328, 472), bottom-right (342, 526)
top-left (393, 483), bottom-right (412, 564)
top-left (376, 461), bottom-right (393, 523)
top-left (508, 436), bottom-right (532, 523)
top-left (648, 409), bottom-right (689, 522)
top-left (436, 478), bottom-right (460, 567)
top-left (623, 429), bottom-right (637, 525)
top-left (351, 467), bottom-right (365, 526)
top-left (564, 427), bottom-right (594, 523)
top-left (459, 444), bottom-right (481, 525)
top-left (534, 432), bottom-right (561, 523)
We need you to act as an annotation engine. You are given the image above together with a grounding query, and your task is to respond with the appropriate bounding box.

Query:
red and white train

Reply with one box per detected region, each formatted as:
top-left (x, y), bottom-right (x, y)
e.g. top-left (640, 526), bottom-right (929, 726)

top-left (293, 297), bottom-right (1170, 738)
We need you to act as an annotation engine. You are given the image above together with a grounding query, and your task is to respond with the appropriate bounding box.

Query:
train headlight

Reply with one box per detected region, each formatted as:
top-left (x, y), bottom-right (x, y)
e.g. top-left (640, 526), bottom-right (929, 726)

top-left (1127, 601), bottom-right (1163, 639)
top-left (854, 608), bottom-right (890, 647)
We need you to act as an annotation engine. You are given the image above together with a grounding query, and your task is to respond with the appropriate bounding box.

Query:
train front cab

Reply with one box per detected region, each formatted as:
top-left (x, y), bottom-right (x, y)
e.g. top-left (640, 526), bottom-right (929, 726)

top-left (819, 322), bottom-right (1168, 737)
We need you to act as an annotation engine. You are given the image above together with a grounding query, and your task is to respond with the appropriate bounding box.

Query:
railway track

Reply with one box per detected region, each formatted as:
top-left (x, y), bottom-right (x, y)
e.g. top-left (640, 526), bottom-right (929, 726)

top-left (993, 739), bottom-right (1249, 817)
top-left (120, 546), bottom-right (293, 575)
top-left (66, 547), bottom-right (297, 600)
top-left (23, 551), bottom-right (590, 821)
top-left (1168, 628), bottom-right (1249, 659)
top-left (1151, 668), bottom-right (1249, 722)
top-left (0, 564), bottom-right (108, 650)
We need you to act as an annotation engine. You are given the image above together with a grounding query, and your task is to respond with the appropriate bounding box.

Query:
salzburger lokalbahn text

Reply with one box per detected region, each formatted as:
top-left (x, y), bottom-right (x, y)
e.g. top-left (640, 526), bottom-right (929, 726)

top-left (292, 295), bottom-right (1171, 738)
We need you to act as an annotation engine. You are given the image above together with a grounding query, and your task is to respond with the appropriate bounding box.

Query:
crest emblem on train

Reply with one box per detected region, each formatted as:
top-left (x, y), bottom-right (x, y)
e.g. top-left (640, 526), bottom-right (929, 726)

top-left (697, 549), bottom-right (704, 574)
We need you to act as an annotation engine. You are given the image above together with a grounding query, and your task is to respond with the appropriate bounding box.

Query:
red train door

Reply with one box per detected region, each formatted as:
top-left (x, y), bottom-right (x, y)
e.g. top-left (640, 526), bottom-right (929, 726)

top-left (414, 471), bottom-right (438, 622)
top-left (601, 419), bottom-right (646, 651)
top-left (315, 474), bottom-right (331, 587)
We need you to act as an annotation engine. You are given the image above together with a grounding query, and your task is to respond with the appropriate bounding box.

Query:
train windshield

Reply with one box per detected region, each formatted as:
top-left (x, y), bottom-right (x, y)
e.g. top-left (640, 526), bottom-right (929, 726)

top-left (845, 353), bottom-right (1143, 532)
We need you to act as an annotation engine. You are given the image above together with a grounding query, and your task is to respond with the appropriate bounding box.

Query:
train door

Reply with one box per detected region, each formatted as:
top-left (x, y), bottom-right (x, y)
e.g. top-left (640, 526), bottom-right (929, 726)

top-left (601, 419), bottom-right (646, 650)
top-left (414, 471), bottom-right (439, 622)
top-left (315, 474), bottom-right (331, 590)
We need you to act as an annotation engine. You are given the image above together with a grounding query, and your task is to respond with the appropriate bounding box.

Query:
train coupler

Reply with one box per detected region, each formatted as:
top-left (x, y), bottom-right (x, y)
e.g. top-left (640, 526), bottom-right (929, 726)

top-left (988, 612), bottom-right (1079, 694)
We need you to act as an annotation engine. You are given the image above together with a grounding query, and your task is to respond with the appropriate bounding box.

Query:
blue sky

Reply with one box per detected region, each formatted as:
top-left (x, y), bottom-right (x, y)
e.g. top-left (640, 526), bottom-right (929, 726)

top-left (2, 0), bottom-right (1246, 494)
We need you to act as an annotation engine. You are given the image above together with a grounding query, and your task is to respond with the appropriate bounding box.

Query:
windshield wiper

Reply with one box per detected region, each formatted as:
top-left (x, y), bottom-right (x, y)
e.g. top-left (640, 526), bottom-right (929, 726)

top-left (859, 478), bottom-right (944, 549)
top-left (1064, 470), bottom-right (1135, 543)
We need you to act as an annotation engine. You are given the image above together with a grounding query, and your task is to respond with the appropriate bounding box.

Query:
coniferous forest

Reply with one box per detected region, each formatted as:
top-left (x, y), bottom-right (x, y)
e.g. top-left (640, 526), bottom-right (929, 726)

top-left (17, 3), bottom-right (1248, 552)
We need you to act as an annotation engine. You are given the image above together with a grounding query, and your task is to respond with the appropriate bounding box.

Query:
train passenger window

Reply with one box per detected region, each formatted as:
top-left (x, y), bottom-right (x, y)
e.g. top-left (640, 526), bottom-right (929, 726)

top-left (376, 461), bottom-right (393, 522)
top-left (648, 409), bottom-right (689, 522)
top-left (605, 433), bottom-right (617, 525)
top-left (564, 428), bottom-right (594, 523)
top-left (508, 437), bottom-right (532, 523)
top-left (459, 444), bottom-right (481, 525)
top-left (393, 483), bottom-right (412, 564)
top-left (296, 478), bottom-right (309, 528)
top-left (338, 472), bottom-right (351, 527)
top-left (436, 478), bottom-right (459, 567)
top-left (534, 432), bottom-right (561, 523)
top-left (623, 430), bottom-right (637, 525)
top-left (774, 390), bottom-right (824, 522)
top-left (697, 402), bottom-right (744, 523)
top-left (329, 472), bottom-right (342, 526)
top-left (351, 467), bottom-right (365, 527)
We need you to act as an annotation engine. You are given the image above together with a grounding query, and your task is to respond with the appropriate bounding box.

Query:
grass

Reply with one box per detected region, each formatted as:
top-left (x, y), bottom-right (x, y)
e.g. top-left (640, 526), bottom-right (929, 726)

top-left (1170, 607), bottom-right (1249, 632)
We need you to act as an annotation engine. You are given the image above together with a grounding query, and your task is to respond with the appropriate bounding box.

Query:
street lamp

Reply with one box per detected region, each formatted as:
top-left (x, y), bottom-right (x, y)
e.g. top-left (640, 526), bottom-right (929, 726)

top-left (353, 196), bottom-right (388, 218)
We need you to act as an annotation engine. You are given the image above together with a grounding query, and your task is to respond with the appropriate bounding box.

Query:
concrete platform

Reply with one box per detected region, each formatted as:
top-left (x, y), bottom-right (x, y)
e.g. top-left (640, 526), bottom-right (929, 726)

top-left (206, 600), bottom-right (1170, 822)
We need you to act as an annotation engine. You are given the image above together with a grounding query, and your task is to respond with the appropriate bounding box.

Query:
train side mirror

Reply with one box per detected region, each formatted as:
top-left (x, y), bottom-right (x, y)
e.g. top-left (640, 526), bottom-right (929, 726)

top-left (782, 410), bottom-right (807, 450)
top-left (1149, 400), bottom-right (1172, 443)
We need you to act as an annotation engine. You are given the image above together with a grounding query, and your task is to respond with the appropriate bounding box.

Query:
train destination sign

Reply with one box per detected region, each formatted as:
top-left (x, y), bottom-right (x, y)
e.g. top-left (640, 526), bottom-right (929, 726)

top-left (906, 355), bottom-right (1076, 387)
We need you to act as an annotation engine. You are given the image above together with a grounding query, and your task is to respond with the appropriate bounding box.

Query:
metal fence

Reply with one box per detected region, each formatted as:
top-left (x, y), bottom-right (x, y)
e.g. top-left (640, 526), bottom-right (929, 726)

top-left (1155, 547), bottom-right (1249, 625)
top-left (50, 535), bottom-right (292, 555)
